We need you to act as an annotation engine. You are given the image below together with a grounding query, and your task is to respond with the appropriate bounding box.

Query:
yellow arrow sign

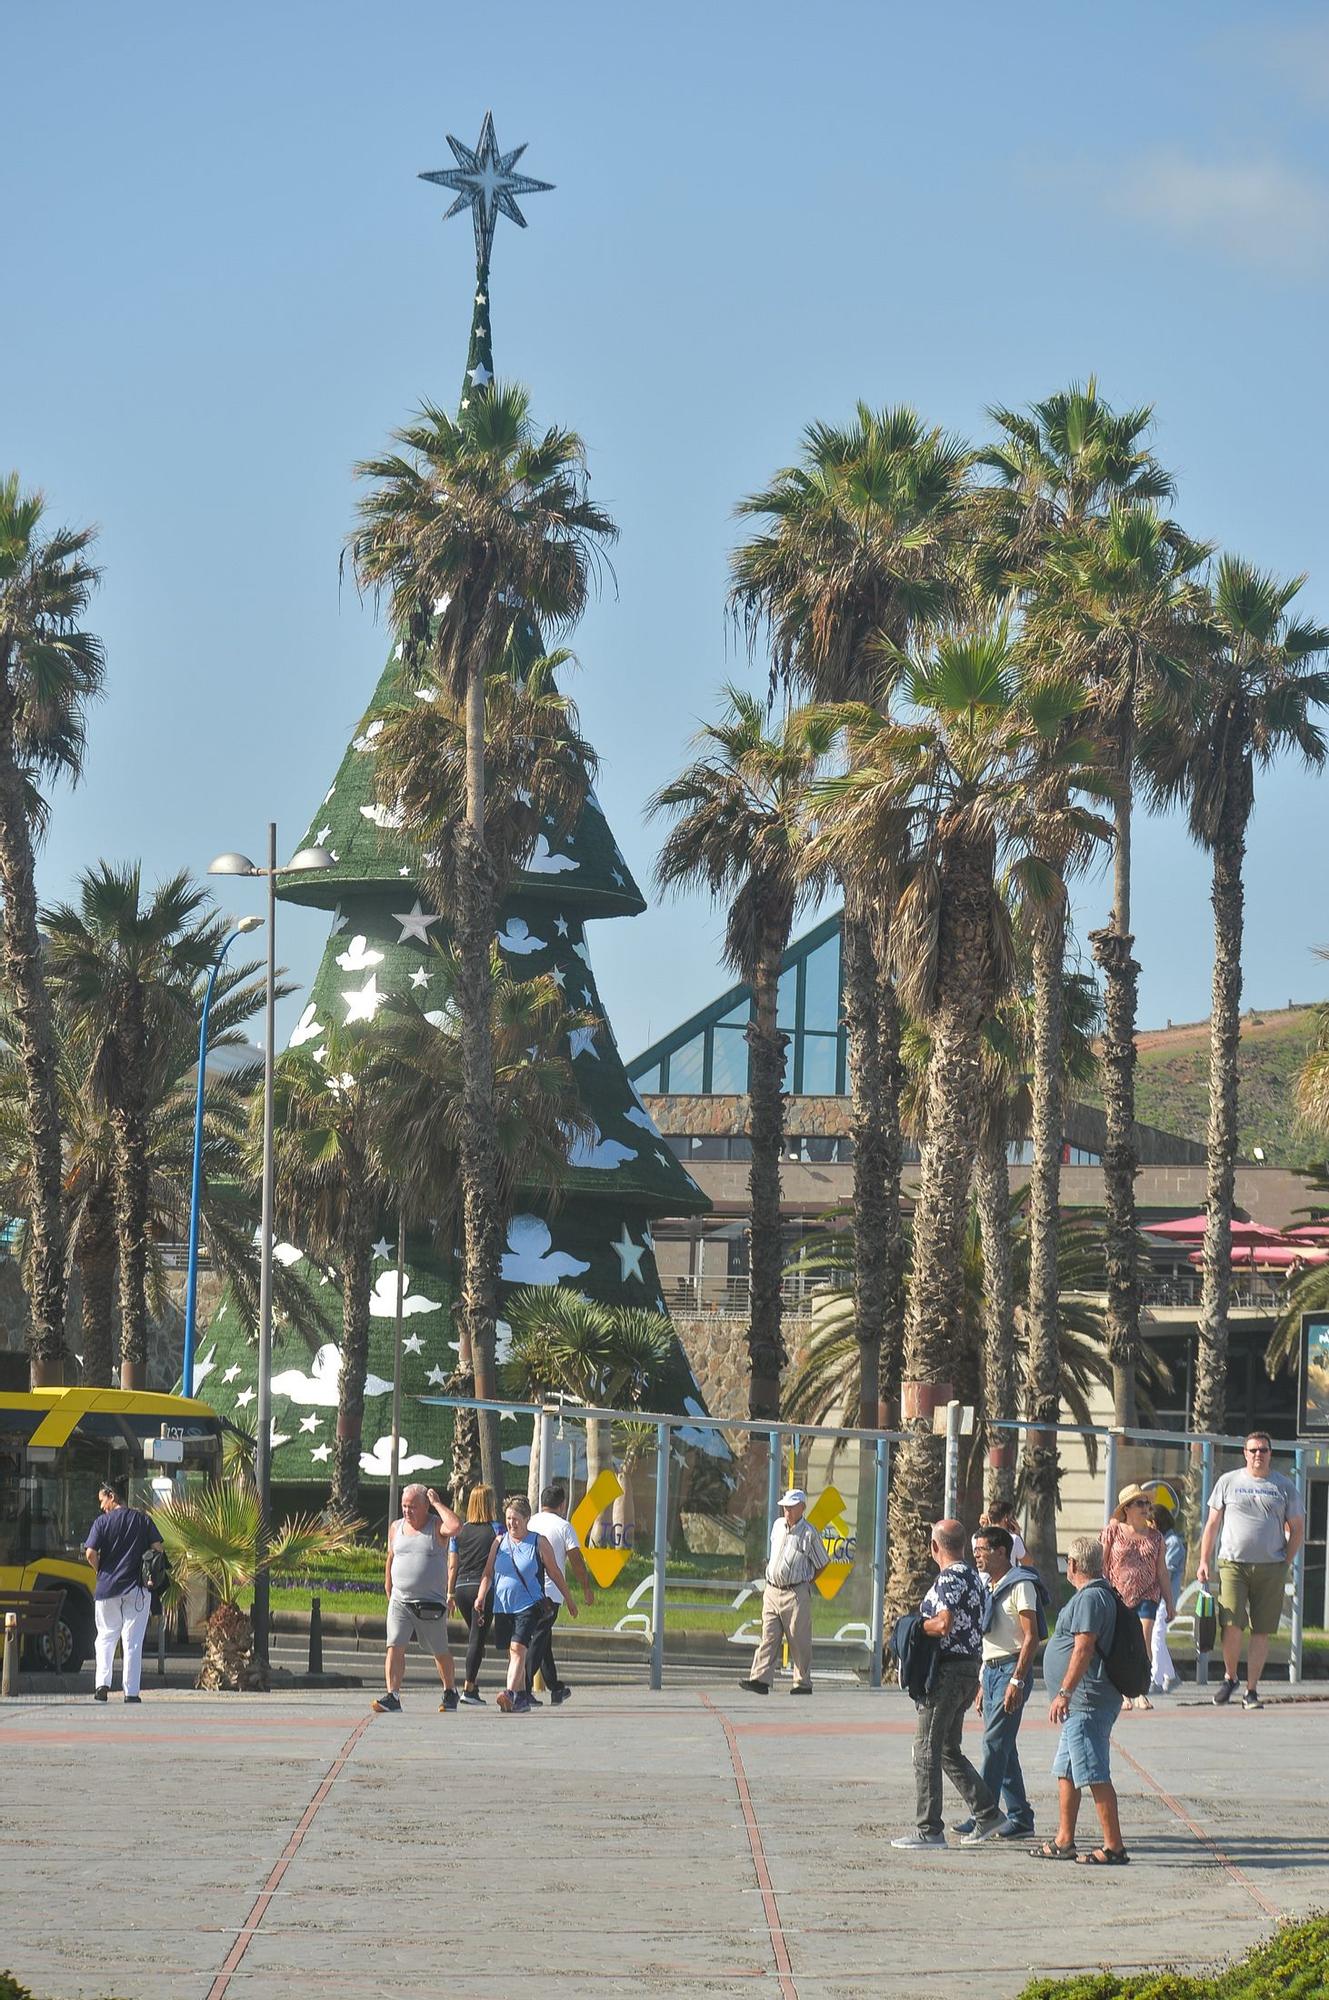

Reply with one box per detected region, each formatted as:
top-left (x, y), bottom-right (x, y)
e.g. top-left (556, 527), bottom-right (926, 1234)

top-left (807, 1484), bottom-right (855, 1600)
top-left (570, 1469), bottom-right (630, 1589)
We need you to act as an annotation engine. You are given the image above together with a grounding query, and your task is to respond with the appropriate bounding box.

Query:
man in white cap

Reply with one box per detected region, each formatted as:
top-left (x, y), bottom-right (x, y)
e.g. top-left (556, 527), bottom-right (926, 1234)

top-left (739, 1487), bottom-right (829, 1695)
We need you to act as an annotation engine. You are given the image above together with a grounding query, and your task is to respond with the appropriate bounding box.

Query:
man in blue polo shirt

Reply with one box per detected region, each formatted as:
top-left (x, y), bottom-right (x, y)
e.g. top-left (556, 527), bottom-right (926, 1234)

top-left (84, 1481), bottom-right (163, 1704)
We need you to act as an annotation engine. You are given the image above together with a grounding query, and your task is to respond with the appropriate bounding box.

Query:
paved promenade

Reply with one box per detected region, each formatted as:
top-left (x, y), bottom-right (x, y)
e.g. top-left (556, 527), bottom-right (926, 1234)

top-left (2, 1676), bottom-right (1325, 2000)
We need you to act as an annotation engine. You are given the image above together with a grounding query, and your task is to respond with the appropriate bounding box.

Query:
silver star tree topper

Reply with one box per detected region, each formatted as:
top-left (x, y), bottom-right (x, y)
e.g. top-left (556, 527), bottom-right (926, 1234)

top-left (419, 110), bottom-right (553, 269)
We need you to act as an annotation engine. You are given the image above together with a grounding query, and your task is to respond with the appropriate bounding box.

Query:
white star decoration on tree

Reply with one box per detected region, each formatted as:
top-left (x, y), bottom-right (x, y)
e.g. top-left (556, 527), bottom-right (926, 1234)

top-left (222, 1363), bottom-right (241, 1384)
top-left (311, 1444), bottom-right (331, 1463)
top-left (568, 1024), bottom-right (598, 1061)
top-left (469, 362), bottom-right (492, 387)
top-left (419, 111), bottom-right (553, 269)
top-left (612, 1225), bottom-right (646, 1283)
top-left (236, 1387), bottom-right (256, 1407)
top-left (410, 966), bottom-right (431, 989)
top-left (372, 1237), bottom-right (393, 1260)
top-left (402, 1332), bottom-right (424, 1356)
top-left (343, 974), bottom-right (383, 1025)
top-left (426, 1364), bottom-right (449, 1387)
top-left (394, 900), bottom-right (441, 945)
top-left (299, 1414), bottom-right (320, 1433)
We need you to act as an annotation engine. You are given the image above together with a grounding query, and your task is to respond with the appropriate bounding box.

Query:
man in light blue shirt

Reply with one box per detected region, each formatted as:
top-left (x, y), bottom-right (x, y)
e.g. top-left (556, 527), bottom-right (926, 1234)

top-left (1035, 1536), bottom-right (1127, 1866)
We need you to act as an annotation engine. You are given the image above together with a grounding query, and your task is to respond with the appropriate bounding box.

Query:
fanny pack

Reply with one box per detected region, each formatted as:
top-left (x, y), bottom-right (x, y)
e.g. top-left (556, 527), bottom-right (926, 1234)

top-left (405, 1598), bottom-right (447, 1622)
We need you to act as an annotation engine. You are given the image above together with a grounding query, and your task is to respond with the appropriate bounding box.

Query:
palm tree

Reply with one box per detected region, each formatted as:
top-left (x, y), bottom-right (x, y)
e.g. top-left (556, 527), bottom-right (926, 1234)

top-left (0, 473), bottom-right (104, 1382)
top-left (151, 1480), bottom-right (357, 1691)
top-left (730, 405), bottom-right (972, 1427)
top-left (1144, 560), bottom-right (1329, 1434)
top-left (350, 387), bottom-right (616, 1491)
top-left (648, 689), bottom-right (831, 1419)
top-left (975, 383), bottom-right (1176, 1472)
top-left (813, 628), bottom-right (1111, 1611)
top-left (1029, 502), bottom-right (1209, 1421)
top-left (44, 866), bottom-right (225, 1389)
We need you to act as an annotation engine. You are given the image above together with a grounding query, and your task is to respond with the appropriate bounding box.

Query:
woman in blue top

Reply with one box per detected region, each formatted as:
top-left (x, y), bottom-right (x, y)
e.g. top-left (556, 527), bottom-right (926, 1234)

top-left (474, 1494), bottom-right (578, 1712)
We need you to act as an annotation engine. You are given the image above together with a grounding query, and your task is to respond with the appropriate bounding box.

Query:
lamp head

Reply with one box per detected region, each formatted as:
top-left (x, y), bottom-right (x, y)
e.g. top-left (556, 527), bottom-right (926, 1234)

top-left (209, 852), bottom-right (257, 877)
top-left (286, 845), bottom-right (336, 873)
top-left (233, 915), bottom-right (264, 936)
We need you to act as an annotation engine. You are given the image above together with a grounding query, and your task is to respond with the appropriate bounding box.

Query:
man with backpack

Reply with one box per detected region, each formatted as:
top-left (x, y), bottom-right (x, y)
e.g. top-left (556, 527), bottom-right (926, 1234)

top-left (1034, 1535), bottom-right (1145, 1866)
top-left (83, 1481), bottom-right (165, 1705)
top-left (952, 1525), bottom-right (1047, 1840)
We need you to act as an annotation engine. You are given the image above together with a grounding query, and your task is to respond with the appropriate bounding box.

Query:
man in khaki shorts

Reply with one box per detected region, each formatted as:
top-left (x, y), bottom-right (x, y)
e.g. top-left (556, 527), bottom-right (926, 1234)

top-left (1197, 1431), bottom-right (1304, 1710)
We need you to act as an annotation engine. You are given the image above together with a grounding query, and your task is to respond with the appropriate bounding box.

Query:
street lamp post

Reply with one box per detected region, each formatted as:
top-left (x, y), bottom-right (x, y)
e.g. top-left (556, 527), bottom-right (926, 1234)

top-left (182, 914), bottom-right (263, 1401)
top-left (210, 827), bottom-right (333, 1668)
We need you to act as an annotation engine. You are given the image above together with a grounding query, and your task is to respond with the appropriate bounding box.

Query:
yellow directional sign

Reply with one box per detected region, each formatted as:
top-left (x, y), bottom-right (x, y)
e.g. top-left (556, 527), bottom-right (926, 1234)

top-left (807, 1484), bottom-right (855, 1600)
top-left (570, 1469), bottom-right (630, 1588)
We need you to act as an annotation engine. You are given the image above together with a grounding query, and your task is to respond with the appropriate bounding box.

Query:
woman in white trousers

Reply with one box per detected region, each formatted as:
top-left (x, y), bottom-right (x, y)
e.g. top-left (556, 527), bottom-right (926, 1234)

top-left (94, 1587), bottom-right (152, 1699)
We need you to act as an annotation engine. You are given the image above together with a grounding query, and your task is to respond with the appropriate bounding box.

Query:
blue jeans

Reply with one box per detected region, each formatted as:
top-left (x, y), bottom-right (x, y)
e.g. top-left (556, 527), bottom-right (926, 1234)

top-left (980, 1657), bottom-right (1033, 1830)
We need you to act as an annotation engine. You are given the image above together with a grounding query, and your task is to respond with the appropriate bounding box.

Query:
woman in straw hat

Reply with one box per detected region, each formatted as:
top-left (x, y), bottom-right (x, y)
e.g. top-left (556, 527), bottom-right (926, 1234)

top-left (1100, 1486), bottom-right (1175, 1709)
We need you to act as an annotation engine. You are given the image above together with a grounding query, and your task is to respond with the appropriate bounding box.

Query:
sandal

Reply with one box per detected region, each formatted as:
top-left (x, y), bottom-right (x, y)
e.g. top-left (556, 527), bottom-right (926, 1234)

top-left (1076, 1847), bottom-right (1130, 1866)
top-left (1030, 1839), bottom-right (1078, 1860)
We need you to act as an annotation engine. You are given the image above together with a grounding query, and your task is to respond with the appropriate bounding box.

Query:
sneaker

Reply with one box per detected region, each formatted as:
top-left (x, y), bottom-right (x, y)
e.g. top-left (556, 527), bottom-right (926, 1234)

top-left (93, 1687), bottom-right (108, 1704)
top-left (439, 1689), bottom-right (459, 1712)
top-left (372, 1692), bottom-right (402, 1714)
top-left (997, 1819), bottom-right (1036, 1840)
top-left (459, 1689), bottom-right (485, 1706)
top-left (495, 1690), bottom-right (515, 1713)
top-left (511, 1691), bottom-right (534, 1713)
top-left (123, 1695), bottom-right (141, 1705)
top-left (891, 1831), bottom-right (947, 1849)
top-left (960, 1819), bottom-right (1005, 1846)
top-left (950, 1818), bottom-right (976, 1836)
top-left (1212, 1677), bottom-right (1237, 1706)
top-left (738, 1678), bottom-right (771, 1695)
top-left (1242, 1688), bottom-right (1263, 1710)
top-left (523, 1692), bottom-right (544, 1707)
top-left (790, 1684), bottom-right (813, 1696)
top-left (550, 1685), bottom-right (572, 1706)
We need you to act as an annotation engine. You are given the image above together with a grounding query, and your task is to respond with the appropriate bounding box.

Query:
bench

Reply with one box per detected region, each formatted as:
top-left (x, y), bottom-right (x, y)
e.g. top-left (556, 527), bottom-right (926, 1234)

top-left (0, 1588), bottom-right (67, 1696)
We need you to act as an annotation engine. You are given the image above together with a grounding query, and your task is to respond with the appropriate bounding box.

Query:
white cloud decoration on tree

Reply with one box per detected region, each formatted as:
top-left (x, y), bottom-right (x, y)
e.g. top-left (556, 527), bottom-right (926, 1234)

top-left (566, 1124), bottom-right (636, 1171)
top-left (335, 935), bottom-right (384, 973)
top-left (271, 1344), bottom-right (393, 1407)
top-left (526, 833), bottom-right (577, 875)
top-left (359, 1435), bottom-right (445, 1478)
top-left (360, 801), bottom-right (404, 829)
top-left (368, 1270), bottom-right (444, 1318)
top-left (288, 1003), bottom-right (324, 1049)
top-left (500, 1214), bottom-right (590, 1285)
top-left (496, 917), bottom-right (546, 956)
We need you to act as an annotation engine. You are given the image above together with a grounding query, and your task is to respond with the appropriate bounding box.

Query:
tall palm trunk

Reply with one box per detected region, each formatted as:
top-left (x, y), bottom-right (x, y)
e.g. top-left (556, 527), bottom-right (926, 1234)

top-left (746, 920), bottom-right (789, 1420)
top-left (331, 1197), bottom-right (375, 1521)
top-left (112, 1016), bottom-right (151, 1391)
top-left (889, 835), bottom-right (997, 1621)
top-left (454, 652), bottom-right (502, 1496)
top-left (77, 1185), bottom-right (117, 1386)
top-left (1023, 904), bottom-right (1067, 1579)
top-left (973, 1117), bottom-right (1015, 1507)
top-left (1089, 719), bottom-right (1140, 1426)
top-left (842, 883), bottom-right (890, 1429)
top-left (876, 927), bottom-right (907, 1415)
top-left (1194, 747), bottom-right (1250, 1436)
top-left (0, 691), bottom-right (67, 1384)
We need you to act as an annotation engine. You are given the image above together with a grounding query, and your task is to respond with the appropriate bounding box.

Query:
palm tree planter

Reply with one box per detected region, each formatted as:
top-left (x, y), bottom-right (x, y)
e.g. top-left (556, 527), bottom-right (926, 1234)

top-left (152, 1482), bottom-right (357, 1691)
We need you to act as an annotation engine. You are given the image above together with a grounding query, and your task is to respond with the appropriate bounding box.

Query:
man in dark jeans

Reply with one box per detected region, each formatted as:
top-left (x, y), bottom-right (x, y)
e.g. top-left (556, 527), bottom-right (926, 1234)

top-left (892, 1519), bottom-right (1004, 1849)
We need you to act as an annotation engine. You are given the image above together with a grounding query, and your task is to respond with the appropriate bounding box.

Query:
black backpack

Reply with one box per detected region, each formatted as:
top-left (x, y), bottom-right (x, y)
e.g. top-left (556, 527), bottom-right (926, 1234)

top-left (1092, 1581), bottom-right (1151, 1699)
top-left (141, 1541), bottom-right (169, 1597)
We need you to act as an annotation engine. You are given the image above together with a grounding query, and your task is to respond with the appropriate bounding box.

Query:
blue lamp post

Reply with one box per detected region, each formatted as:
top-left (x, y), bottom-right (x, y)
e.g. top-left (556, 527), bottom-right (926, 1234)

top-left (182, 913), bottom-right (263, 1399)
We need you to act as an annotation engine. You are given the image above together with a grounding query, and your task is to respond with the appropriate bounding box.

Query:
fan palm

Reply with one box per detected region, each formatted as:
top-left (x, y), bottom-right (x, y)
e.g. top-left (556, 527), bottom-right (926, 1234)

top-left (730, 405), bottom-right (972, 1428)
top-left (0, 473), bottom-right (104, 1381)
top-left (648, 689), bottom-right (832, 1420)
top-left (974, 383), bottom-right (1173, 1528)
top-left (812, 627), bottom-right (1112, 1611)
top-left (350, 386), bottom-right (616, 1494)
top-left (1028, 502), bottom-right (1210, 1422)
top-left (43, 866), bottom-right (226, 1388)
top-left (1144, 560), bottom-right (1329, 1432)
top-left (151, 1480), bottom-right (358, 1690)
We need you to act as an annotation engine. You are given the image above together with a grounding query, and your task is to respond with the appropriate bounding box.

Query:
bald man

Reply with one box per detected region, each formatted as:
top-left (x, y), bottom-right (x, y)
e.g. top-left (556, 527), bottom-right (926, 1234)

top-left (892, 1518), bottom-right (1004, 1849)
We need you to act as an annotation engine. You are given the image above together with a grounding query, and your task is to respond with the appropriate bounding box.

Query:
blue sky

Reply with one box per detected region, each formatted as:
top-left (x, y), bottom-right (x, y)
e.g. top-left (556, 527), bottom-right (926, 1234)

top-left (6, 1), bottom-right (1329, 1058)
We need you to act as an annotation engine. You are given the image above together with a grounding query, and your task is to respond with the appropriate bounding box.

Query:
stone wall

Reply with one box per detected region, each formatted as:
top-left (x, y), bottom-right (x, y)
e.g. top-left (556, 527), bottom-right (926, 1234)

top-left (0, 1257), bottom-right (224, 1389)
top-left (672, 1310), bottom-right (818, 1422)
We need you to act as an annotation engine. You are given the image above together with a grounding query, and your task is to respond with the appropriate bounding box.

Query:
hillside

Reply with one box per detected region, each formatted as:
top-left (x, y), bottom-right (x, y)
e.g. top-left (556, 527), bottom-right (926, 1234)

top-left (1087, 1005), bottom-right (1325, 1170)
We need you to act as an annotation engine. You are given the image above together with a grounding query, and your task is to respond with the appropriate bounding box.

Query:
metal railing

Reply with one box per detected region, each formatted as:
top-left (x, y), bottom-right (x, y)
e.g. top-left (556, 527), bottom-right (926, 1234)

top-left (663, 1273), bottom-right (848, 1316)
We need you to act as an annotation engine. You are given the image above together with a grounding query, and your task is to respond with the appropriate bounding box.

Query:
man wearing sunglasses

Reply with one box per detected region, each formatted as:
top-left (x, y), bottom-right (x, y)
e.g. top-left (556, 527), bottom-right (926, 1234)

top-left (1198, 1431), bottom-right (1304, 1709)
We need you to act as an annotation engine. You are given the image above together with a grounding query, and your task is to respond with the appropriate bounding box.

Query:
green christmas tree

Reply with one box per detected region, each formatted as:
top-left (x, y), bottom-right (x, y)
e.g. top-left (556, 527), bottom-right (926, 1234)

top-left (198, 115), bottom-right (709, 1496)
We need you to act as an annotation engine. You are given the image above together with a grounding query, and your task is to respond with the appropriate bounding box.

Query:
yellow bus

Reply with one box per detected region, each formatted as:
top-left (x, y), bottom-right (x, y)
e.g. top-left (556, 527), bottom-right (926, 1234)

top-left (0, 1385), bottom-right (223, 1670)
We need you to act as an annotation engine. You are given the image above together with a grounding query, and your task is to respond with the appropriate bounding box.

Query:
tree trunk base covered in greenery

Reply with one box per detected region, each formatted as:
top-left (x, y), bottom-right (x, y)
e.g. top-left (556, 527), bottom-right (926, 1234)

top-left (196, 1601), bottom-right (269, 1692)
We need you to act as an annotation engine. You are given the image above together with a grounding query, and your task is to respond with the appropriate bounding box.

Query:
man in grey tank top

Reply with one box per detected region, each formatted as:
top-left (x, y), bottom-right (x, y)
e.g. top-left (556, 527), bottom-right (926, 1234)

top-left (373, 1484), bottom-right (463, 1714)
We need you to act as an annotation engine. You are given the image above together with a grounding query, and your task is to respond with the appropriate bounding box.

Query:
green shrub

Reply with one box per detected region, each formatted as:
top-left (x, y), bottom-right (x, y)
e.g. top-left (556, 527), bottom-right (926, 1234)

top-left (1014, 1916), bottom-right (1329, 2000)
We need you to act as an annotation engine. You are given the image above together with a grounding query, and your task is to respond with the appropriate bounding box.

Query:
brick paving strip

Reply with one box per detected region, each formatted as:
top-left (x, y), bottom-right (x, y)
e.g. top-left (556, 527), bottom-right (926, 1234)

top-left (203, 1711), bottom-right (375, 2000)
top-left (1112, 1739), bottom-right (1282, 1920)
top-left (698, 1691), bottom-right (799, 2000)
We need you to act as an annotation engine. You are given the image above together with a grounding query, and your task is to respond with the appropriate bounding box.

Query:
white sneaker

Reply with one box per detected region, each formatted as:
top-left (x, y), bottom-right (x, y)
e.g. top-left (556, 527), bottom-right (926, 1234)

top-left (891, 1831), bottom-right (947, 1849)
top-left (960, 1819), bottom-right (1004, 1846)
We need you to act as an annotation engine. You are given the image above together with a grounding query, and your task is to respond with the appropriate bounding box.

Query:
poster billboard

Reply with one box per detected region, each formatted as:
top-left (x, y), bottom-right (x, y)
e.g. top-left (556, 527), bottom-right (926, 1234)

top-left (1299, 1314), bottom-right (1329, 1432)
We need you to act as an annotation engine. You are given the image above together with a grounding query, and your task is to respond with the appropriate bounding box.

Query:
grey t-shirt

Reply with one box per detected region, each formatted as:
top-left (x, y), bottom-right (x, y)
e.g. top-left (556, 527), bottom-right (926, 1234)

top-left (1207, 1469), bottom-right (1303, 1565)
top-left (1041, 1578), bottom-right (1119, 1713)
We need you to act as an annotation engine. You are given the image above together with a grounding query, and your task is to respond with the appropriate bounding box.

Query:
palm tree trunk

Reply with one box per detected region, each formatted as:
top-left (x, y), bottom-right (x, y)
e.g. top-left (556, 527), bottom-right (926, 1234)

top-left (0, 703), bottom-right (67, 1384)
top-left (331, 1199), bottom-right (375, 1521)
top-left (77, 1186), bottom-right (117, 1386)
top-left (842, 883), bottom-right (889, 1429)
top-left (876, 943), bottom-right (907, 1418)
top-left (973, 1117), bottom-right (1015, 1507)
top-left (1195, 762), bottom-right (1250, 1436)
top-left (1023, 904), bottom-right (1067, 1579)
top-left (1090, 735), bottom-right (1140, 1426)
top-left (455, 654), bottom-right (502, 1497)
top-left (889, 835), bottom-right (996, 1624)
top-left (112, 1023), bottom-right (151, 1391)
top-left (746, 922), bottom-right (789, 1421)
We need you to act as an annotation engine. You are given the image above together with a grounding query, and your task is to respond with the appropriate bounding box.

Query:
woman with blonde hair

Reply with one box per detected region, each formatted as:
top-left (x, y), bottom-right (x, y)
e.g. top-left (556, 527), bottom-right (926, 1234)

top-left (474, 1494), bottom-right (578, 1713)
top-left (1101, 1486), bottom-right (1174, 1710)
top-left (447, 1483), bottom-right (500, 1705)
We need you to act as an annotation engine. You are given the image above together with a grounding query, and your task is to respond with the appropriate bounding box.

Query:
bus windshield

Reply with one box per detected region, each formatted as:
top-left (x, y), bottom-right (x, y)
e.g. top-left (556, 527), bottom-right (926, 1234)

top-left (0, 1406), bottom-right (221, 1569)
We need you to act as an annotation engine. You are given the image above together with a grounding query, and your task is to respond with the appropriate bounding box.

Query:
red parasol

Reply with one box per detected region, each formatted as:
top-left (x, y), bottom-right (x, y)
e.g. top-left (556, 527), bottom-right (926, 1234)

top-left (1148, 1213), bottom-right (1288, 1244)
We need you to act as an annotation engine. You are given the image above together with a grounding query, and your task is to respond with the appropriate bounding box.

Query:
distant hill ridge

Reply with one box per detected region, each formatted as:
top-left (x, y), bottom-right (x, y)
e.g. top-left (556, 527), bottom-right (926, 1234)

top-left (1087, 1003), bottom-right (1325, 1170)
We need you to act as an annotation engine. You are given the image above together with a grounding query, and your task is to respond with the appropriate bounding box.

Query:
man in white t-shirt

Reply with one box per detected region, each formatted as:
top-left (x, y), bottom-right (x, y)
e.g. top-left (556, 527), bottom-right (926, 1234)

top-left (527, 1483), bottom-right (594, 1705)
top-left (954, 1525), bottom-right (1041, 1839)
